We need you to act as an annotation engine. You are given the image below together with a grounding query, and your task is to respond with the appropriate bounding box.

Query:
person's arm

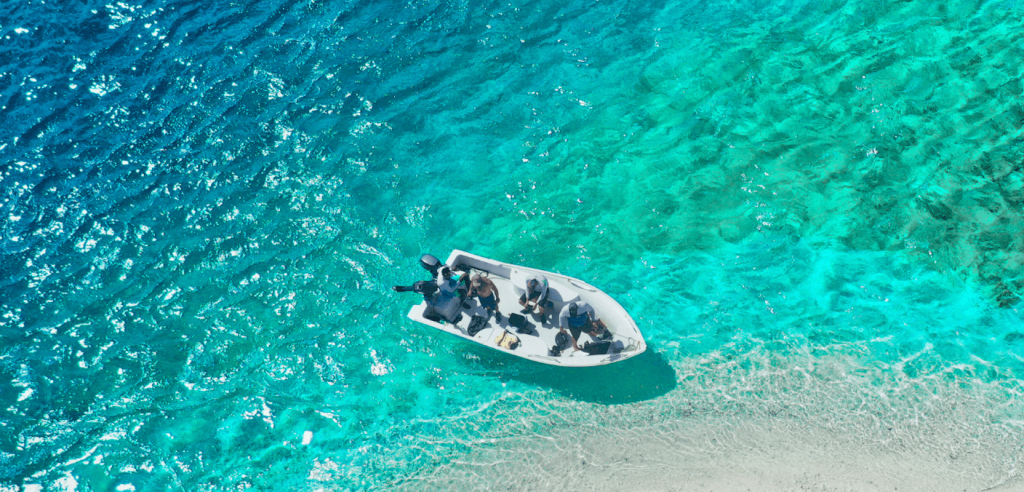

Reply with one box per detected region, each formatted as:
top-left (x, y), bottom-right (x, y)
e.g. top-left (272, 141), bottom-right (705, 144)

top-left (523, 291), bottom-right (536, 310)
top-left (486, 279), bottom-right (500, 302)
top-left (586, 314), bottom-right (607, 336)
top-left (561, 327), bottom-right (581, 351)
top-left (452, 265), bottom-right (470, 285)
top-left (558, 311), bottom-right (580, 351)
top-left (519, 297), bottom-right (532, 311)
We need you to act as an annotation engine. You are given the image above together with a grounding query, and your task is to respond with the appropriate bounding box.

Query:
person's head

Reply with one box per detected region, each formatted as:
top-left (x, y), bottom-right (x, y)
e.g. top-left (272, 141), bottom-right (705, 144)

top-left (441, 267), bottom-right (451, 279)
top-left (471, 274), bottom-right (483, 287)
top-left (568, 302), bottom-right (579, 317)
top-left (528, 278), bottom-right (538, 291)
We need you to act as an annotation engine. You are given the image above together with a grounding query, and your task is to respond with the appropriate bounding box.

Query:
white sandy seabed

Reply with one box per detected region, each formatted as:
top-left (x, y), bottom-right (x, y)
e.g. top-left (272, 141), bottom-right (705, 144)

top-left (403, 412), bottom-right (1024, 491)
top-left (394, 357), bottom-right (1024, 492)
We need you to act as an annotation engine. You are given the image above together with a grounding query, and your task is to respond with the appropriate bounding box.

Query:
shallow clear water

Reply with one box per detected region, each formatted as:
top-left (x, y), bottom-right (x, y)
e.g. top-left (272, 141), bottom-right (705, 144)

top-left (2, 0), bottom-right (1024, 489)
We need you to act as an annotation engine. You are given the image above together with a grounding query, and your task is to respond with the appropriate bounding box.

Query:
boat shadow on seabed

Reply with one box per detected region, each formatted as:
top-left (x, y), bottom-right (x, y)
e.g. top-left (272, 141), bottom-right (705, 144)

top-left (465, 343), bottom-right (677, 405)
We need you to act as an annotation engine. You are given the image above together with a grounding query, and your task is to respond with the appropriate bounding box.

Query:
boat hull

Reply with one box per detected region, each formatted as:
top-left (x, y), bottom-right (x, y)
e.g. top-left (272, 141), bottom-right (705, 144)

top-left (405, 250), bottom-right (647, 367)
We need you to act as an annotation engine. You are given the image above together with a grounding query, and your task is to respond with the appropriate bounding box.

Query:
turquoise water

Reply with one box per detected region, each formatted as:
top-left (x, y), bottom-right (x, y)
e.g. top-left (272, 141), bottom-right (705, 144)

top-left (3, 0), bottom-right (1024, 489)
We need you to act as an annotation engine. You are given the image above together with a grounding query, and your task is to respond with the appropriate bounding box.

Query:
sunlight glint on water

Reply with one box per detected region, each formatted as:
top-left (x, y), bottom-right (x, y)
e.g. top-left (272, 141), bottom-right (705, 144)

top-left (1, 0), bottom-right (1023, 489)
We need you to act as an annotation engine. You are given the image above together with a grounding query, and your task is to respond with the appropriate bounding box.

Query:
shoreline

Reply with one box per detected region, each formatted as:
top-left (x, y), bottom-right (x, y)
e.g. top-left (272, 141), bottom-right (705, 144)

top-left (392, 389), bottom-right (1024, 492)
top-left (401, 422), bottom-right (1023, 491)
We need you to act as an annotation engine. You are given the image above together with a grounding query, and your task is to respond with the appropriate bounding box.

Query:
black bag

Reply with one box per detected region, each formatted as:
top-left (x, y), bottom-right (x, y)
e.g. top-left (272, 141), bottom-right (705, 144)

top-left (515, 319), bottom-right (534, 335)
top-left (551, 331), bottom-right (570, 356)
top-left (581, 341), bottom-right (612, 355)
top-left (508, 313), bottom-right (527, 329)
top-left (467, 315), bottom-right (488, 337)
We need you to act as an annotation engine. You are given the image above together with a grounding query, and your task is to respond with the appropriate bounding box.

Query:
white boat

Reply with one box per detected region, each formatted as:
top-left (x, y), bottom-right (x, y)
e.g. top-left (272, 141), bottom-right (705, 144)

top-left (403, 250), bottom-right (647, 367)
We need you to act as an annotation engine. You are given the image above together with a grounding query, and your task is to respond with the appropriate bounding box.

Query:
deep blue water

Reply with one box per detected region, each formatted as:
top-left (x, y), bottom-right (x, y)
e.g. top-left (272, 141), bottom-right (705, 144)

top-left (3, 0), bottom-right (1024, 489)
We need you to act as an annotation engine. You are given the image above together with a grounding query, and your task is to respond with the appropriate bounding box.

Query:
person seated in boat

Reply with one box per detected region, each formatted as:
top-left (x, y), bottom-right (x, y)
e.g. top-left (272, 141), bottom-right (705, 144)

top-left (558, 301), bottom-right (608, 352)
top-left (436, 266), bottom-right (471, 309)
top-left (468, 274), bottom-right (503, 322)
top-left (518, 275), bottom-right (553, 324)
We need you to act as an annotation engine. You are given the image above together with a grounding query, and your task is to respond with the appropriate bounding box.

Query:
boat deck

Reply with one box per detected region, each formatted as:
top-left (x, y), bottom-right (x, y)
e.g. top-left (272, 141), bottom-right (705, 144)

top-left (408, 260), bottom-right (642, 366)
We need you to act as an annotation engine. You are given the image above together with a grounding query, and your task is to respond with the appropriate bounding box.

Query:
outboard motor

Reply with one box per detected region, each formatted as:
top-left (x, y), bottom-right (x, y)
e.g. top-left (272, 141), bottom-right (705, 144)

top-left (419, 254), bottom-right (442, 276)
top-left (394, 254), bottom-right (459, 324)
top-left (411, 280), bottom-right (438, 299)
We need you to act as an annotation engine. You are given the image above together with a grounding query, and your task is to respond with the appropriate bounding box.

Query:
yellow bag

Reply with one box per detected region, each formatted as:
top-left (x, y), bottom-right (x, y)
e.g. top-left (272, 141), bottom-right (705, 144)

top-left (495, 331), bottom-right (520, 350)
